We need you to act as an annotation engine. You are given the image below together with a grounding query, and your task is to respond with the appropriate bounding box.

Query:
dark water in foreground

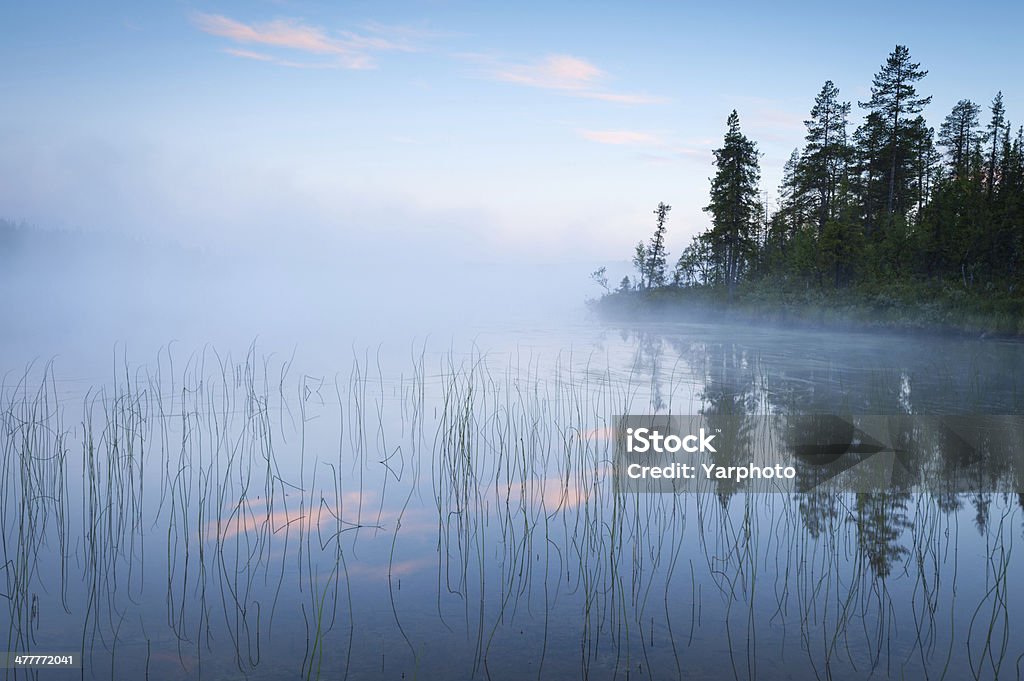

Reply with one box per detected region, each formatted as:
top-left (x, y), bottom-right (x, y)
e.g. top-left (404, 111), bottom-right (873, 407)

top-left (3, 320), bottom-right (1024, 680)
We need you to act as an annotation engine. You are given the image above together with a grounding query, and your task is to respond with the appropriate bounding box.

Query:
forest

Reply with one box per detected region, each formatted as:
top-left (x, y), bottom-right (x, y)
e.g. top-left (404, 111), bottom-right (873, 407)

top-left (596, 45), bottom-right (1024, 334)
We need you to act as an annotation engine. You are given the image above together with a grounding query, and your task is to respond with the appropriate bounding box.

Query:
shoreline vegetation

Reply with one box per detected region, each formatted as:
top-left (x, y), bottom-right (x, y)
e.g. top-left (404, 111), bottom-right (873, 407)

top-left (591, 45), bottom-right (1024, 338)
top-left (590, 282), bottom-right (1024, 338)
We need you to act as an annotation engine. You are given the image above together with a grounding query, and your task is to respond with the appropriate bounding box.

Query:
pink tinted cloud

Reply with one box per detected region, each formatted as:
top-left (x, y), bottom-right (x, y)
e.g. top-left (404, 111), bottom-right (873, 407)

top-left (194, 14), bottom-right (348, 54)
top-left (482, 53), bottom-right (666, 105)
top-left (496, 54), bottom-right (604, 90)
top-left (223, 47), bottom-right (369, 70)
top-left (192, 13), bottom-right (417, 69)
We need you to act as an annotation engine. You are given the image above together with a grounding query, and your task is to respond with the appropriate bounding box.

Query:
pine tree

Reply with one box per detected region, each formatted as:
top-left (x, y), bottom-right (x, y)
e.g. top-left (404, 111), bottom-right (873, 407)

top-left (777, 149), bottom-right (811, 233)
top-left (703, 110), bottom-right (761, 297)
top-left (986, 92), bottom-right (1007, 198)
top-left (1006, 127), bottom-right (1024, 277)
top-left (909, 116), bottom-right (939, 220)
top-left (772, 150), bottom-right (816, 279)
top-left (937, 99), bottom-right (981, 179)
top-left (991, 124), bottom-right (1023, 279)
top-left (858, 45), bottom-right (932, 217)
top-left (632, 241), bottom-right (648, 289)
top-left (800, 80), bottom-right (852, 236)
top-left (852, 110), bottom-right (897, 239)
top-left (645, 202), bottom-right (672, 287)
top-left (817, 181), bottom-right (863, 287)
top-left (674, 234), bottom-right (713, 286)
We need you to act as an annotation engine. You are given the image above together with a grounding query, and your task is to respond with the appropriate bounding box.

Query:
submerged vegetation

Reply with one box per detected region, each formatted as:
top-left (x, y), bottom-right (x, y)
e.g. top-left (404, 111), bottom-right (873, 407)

top-left (594, 45), bottom-right (1024, 335)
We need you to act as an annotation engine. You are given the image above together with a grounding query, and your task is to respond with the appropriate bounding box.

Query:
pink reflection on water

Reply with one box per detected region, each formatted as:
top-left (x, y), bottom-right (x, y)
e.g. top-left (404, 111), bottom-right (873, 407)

top-left (495, 467), bottom-right (609, 511)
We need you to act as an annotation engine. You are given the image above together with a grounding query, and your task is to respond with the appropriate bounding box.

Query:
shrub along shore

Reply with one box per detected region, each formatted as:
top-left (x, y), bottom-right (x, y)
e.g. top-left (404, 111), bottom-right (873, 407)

top-left (591, 281), bottom-right (1024, 338)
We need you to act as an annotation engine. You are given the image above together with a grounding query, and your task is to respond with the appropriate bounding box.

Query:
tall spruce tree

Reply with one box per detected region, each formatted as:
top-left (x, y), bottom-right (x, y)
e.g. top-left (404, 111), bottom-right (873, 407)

top-left (645, 202), bottom-right (672, 287)
top-left (909, 115), bottom-right (939, 219)
top-left (986, 92), bottom-right (1006, 198)
top-left (777, 149), bottom-right (811, 234)
top-left (852, 111), bottom-right (890, 233)
top-left (858, 45), bottom-right (932, 218)
top-left (1003, 126), bottom-right (1024, 277)
top-left (937, 99), bottom-right (981, 179)
top-left (703, 110), bottom-right (761, 297)
top-left (632, 241), bottom-right (648, 289)
top-left (800, 80), bottom-right (852, 237)
top-left (772, 150), bottom-right (818, 279)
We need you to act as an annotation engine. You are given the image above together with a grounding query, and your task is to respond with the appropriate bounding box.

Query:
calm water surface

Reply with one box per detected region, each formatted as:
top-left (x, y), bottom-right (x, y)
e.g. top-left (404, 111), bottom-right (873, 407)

top-left (3, 319), bottom-right (1023, 680)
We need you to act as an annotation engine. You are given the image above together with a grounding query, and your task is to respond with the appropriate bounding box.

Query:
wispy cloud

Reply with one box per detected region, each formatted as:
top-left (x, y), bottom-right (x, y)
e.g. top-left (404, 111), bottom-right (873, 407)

top-left (578, 129), bottom-right (661, 145)
top-left (359, 20), bottom-right (458, 43)
top-left (467, 53), bottom-right (666, 105)
top-left (222, 47), bottom-right (355, 69)
top-left (192, 13), bottom-right (425, 69)
top-left (496, 54), bottom-right (602, 90)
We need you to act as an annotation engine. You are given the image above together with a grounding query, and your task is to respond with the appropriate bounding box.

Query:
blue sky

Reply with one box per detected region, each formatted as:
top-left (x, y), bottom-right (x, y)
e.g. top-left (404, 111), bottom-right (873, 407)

top-left (1, 0), bottom-right (1021, 265)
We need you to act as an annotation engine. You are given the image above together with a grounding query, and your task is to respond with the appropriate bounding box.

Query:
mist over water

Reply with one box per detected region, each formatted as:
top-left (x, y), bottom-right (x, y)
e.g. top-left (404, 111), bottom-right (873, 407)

top-left (4, 226), bottom-right (1024, 681)
top-left (2, 225), bottom-right (597, 375)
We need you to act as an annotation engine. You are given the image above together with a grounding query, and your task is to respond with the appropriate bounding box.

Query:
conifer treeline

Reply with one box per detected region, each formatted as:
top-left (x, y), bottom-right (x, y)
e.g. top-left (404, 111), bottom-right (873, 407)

top-left (632, 45), bottom-right (1023, 299)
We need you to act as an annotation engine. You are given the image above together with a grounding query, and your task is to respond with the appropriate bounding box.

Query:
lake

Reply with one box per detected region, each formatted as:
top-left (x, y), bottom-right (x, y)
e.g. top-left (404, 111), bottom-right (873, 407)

top-left (3, 316), bottom-right (1023, 680)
